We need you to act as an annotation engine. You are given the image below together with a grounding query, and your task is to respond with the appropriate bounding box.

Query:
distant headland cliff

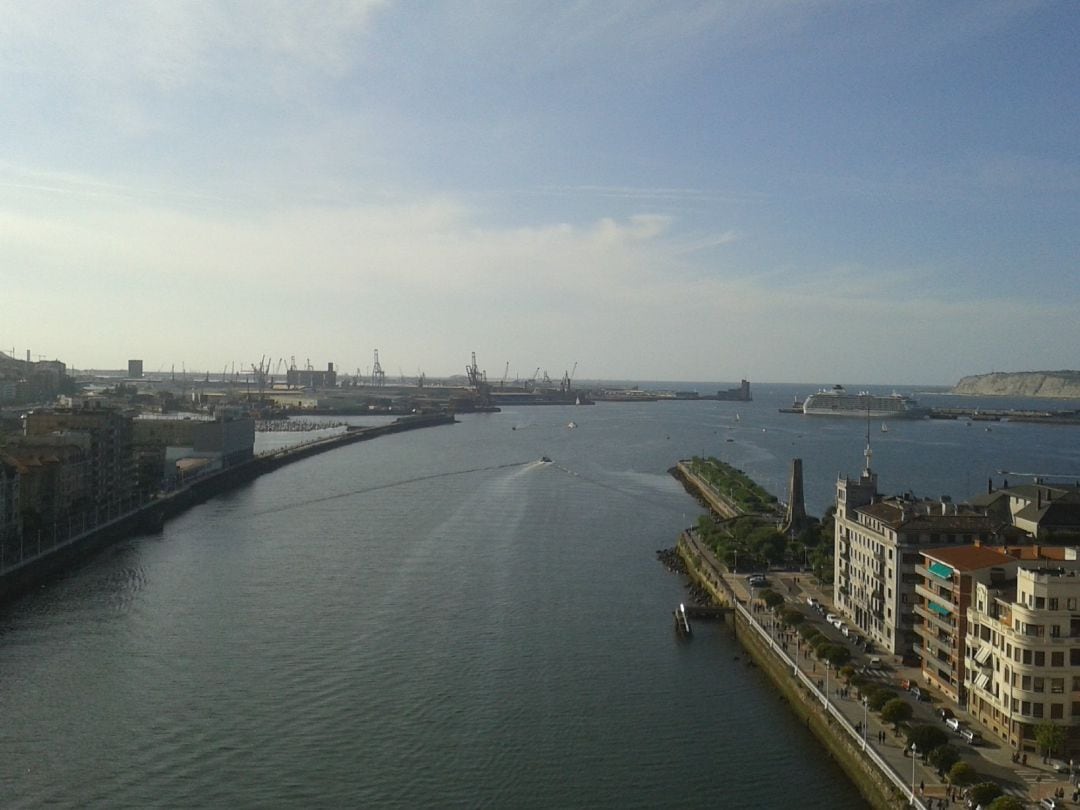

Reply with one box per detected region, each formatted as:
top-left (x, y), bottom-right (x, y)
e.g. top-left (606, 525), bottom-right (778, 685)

top-left (952, 371), bottom-right (1080, 399)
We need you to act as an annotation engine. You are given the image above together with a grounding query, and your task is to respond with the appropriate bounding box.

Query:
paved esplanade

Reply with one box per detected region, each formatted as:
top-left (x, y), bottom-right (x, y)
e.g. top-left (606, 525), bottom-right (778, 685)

top-left (686, 530), bottom-right (1075, 807)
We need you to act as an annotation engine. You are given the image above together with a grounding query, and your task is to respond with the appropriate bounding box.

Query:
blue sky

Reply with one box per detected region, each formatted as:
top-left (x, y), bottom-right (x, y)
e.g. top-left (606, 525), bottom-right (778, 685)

top-left (2, 1), bottom-right (1077, 385)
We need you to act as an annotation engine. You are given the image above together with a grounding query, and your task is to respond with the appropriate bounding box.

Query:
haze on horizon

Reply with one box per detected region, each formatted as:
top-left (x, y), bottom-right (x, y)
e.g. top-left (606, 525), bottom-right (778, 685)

top-left (2, 1), bottom-right (1077, 387)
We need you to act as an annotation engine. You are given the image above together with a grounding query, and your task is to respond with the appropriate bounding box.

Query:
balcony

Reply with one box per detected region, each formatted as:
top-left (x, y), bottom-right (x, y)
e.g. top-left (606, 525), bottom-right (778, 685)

top-left (915, 602), bottom-right (956, 634)
top-left (915, 582), bottom-right (955, 606)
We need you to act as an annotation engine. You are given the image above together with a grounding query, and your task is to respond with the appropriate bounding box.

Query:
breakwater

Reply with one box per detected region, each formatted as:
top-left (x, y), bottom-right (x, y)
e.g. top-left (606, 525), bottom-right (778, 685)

top-left (0, 413), bottom-right (455, 605)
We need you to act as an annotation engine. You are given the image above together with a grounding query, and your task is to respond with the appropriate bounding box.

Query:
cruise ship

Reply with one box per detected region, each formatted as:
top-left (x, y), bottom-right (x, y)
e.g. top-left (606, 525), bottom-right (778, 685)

top-left (801, 385), bottom-right (927, 418)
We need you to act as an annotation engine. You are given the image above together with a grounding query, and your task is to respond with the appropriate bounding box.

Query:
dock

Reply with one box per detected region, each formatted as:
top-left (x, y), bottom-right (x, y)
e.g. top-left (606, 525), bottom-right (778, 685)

top-left (673, 603), bottom-right (692, 636)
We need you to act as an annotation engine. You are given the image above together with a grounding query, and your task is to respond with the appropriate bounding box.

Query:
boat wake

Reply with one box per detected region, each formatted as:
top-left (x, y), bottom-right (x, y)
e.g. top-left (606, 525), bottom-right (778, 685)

top-left (251, 460), bottom-right (537, 518)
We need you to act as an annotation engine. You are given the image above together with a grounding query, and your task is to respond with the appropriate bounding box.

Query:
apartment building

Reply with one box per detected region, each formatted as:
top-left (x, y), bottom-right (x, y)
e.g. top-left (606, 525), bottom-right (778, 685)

top-left (834, 446), bottom-right (1013, 655)
top-left (915, 545), bottom-right (1018, 703)
top-left (965, 555), bottom-right (1080, 754)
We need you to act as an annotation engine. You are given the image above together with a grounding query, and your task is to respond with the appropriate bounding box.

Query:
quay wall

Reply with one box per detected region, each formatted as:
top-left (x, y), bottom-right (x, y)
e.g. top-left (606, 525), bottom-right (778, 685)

top-left (676, 532), bottom-right (917, 810)
top-left (0, 413), bottom-right (455, 606)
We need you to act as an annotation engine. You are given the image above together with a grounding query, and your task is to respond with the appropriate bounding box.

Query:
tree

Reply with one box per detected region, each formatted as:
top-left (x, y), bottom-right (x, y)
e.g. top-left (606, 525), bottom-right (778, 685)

top-left (906, 724), bottom-right (949, 754)
top-left (948, 761), bottom-right (976, 787)
top-left (987, 796), bottom-right (1024, 810)
top-left (866, 687), bottom-right (897, 712)
top-left (881, 698), bottom-right (913, 731)
top-left (1035, 721), bottom-right (1067, 761)
top-left (928, 744), bottom-right (961, 777)
top-left (759, 589), bottom-right (784, 610)
top-left (967, 782), bottom-right (1002, 806)
top-left (779, 607), bottom-right (804, 628)
top-left (823, 644), bottom-right (851, 668)
top-left (748, 526), bottom-right (786, 564)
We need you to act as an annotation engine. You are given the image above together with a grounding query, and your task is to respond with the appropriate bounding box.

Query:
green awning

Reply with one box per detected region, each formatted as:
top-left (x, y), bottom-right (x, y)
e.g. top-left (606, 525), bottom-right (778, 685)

top-left (928, 601), bottom-right (951, 617)
top-left (929, 562), bottom-right (953, 579)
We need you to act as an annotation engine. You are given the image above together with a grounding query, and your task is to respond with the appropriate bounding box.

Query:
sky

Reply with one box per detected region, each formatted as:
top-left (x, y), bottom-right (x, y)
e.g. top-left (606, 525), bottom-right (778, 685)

top-left (1, 1), bottom-right (1078, 386)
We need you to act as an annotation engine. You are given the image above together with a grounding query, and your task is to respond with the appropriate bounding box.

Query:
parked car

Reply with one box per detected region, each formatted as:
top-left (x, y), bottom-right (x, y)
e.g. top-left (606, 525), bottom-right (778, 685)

top-left (939, 708), bottom-right (955, 721)
top-left (910, 686), bottom-right (926, 701)
top-left (945, 717), bottom-right (961, 731)
top-left (868, 656), bottom-right (882, 667)
top-left (959, 728), bottom-right (981, 745)
top-left (806, 597), bottom-right (820, 608)
top-left (1039, 797), bottom-right (1062, 810)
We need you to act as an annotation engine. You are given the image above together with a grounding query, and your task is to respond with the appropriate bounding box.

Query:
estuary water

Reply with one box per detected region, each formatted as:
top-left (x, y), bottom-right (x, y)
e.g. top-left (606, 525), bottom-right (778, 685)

top-left (2, 383), bottom-right (1078, 808)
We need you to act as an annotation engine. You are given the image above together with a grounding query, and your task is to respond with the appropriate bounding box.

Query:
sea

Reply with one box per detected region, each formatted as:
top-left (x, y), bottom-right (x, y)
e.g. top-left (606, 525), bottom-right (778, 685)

top-left (2, 382), bottom-right (1079, 808)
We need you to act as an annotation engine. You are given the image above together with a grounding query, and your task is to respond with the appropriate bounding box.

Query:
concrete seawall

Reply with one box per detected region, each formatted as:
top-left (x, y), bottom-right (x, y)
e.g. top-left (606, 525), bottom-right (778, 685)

top-left (0, 413), bottom-right (455, 606)
top-left (676, 531), bottom-right (913, 809)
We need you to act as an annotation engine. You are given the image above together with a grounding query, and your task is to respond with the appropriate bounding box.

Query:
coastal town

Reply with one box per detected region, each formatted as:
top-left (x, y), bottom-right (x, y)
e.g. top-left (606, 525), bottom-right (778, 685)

top-left (5, 347), bottom-right (1080, 809)
top-left (673, 444), bottom-right (1080, 810)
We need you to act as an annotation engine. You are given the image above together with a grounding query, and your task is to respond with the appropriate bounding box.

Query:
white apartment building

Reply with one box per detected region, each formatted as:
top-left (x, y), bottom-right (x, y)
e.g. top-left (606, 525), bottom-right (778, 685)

top-left (966, 558), bottom-right (1080, 754)
top-left (834, 446), bottom-right (1010, 656)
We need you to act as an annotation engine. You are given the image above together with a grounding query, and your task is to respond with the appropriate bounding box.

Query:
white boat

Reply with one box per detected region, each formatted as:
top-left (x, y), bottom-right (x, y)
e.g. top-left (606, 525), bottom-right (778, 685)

top-left (567, 421), bottom-right (577, 429)
top-left (801, 385), bottom-right (927, 418)
top-left (880, 422), bottom-right (888, 432)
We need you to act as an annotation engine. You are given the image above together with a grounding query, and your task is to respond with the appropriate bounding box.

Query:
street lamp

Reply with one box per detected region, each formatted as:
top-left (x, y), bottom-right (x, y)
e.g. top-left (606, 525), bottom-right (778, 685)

top-left (862, 697), bottom-right (868, 750)
top-left (910, 743), bottom-right (918, 805)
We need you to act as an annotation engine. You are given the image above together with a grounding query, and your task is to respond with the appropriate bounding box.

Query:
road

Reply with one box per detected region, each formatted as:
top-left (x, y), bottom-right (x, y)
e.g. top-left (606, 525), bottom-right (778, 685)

top-left (683, 529), bottom-right (1077, 807)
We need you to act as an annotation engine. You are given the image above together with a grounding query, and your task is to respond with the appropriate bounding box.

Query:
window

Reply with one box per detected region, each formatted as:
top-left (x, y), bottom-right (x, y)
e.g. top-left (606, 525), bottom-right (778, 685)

top-left (1052, 679), bottom-right (1065, 694)
top-left (1050, 598), bottom-right (1059, 611)
top-left (1022, 675), bottom-right (1032, 690)
top-left (1033, 702), bottom-right (1045, 718)
top-left (1023, 649), bottom-right (1033, 665)
top-left (1022, 700), bottom-right (1031, 715)
top-left (1072, 648), bottom-right (1080, 666)
top-left (1036, 651), bottom-right (1046, 666)
top-left (1034, 677), bottom-right (1045, 693)
top-left (1036, 596), bottom-right (1046, 609)
top-left (1053, 651), bottom-right (1065, 667)
top-left (1068, 598), bottom-right (1076, 610)
top-left (1072, 676), bottom-right (1080, 691)
top-left (1073, 701), bottom-right (1080, 717)
top-left (1052, 625), bottom-right (1062, 638)
top-left (1052, 703), bottom-right (1064, 719)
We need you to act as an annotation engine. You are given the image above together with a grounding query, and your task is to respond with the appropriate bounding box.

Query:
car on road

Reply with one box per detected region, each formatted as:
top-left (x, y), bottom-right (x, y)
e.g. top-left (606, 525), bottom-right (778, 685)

top-left (945, 717), bottom-right (961, 731)
top-left (939, 708), bottom-right (955, 721)
top-left (959, 728), bottom-right (981, 745)
top-left (806, 597), bottom-right (820, 609)
top-left (1039, 797), bottom-right (1062, 810)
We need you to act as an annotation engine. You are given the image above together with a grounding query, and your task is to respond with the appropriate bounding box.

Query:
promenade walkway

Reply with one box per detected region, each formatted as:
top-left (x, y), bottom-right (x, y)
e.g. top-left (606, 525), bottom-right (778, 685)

top-left (682, 529), bottom-right (1077, 808)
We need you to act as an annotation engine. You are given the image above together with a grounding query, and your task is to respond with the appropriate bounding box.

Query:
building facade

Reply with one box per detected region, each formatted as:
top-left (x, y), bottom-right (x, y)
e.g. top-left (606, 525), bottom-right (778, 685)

top-left (965, 558), bottom-right (1080, 754)
top-left (834, 446), bottom-right (1011, 655)
top-left (915, 545), bottom-right (1018, 703)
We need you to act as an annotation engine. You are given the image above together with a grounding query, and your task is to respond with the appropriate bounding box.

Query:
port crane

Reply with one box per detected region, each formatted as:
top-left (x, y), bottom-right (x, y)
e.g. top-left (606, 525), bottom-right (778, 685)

top-left (466, 352), bottom-right (491, 404)
top-left (371, 350), bottom-right (386, 386)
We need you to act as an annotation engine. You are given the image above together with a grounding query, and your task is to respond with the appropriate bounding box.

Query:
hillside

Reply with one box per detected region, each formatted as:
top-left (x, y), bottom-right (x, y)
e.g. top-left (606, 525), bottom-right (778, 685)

top-left (952, 371), bottom-right (1080, 399)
